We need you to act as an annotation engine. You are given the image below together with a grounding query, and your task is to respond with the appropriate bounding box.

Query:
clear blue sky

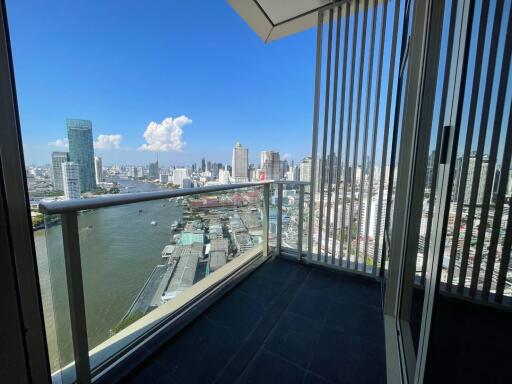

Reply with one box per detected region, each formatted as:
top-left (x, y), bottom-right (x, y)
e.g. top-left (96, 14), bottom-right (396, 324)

top-left (7, 0), bottom-right (316, 166)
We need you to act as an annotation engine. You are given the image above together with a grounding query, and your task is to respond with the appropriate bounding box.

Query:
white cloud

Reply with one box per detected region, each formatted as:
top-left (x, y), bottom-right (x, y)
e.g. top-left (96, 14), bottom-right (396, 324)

top-left (94, 134), bottom-right (123, 150)
top-left (138, 115), bottom-right (192, 152)
top-left (48, 138), bottom-right (68, 148)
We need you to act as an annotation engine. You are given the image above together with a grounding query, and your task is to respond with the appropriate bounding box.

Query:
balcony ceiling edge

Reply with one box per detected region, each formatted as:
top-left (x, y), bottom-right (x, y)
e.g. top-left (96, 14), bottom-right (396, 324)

top-left (228, 0), bottom-right (389, 43)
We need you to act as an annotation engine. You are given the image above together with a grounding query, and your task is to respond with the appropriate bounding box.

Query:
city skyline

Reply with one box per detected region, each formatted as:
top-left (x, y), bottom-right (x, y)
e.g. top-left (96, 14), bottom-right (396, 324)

top-left (8, 1), bottom-right (317, 166)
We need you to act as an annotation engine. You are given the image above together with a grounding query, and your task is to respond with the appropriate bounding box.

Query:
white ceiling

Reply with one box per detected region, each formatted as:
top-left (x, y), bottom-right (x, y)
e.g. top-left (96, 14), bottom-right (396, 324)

top-left (228, 0), bottom-right (339, 42)
top-left (257, 0), bottom-right (332, 25)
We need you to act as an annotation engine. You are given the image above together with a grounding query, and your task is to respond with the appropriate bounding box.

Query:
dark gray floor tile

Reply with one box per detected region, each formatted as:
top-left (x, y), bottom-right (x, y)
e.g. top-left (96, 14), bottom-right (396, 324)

top-left (251, 258), bottom-right (303, 283)
top-left (264, 311), bottom-right (322, 367)
top-left (126, 318), bottom-right (242, 384)
top-left (333, 277), bottom-right (381, 308)
top-left (238, 349), bottom-right (306, 384)
top-left (303, 372), bottom-right (333, 384)
top-left (237, 273), bottom-right (285, 309)
top-left (309, 327), bottom-right (386, 384)
top-left (288, 287), bottom-right (332, 322)
top-left (325, 300), bottom-right (384, 345)
top-left (125, 365), bottom-right (174, 384)
top-left (160, 318), bottom-right (242, 383)
top-left (303, 268), bottom-right (342, 292)
top-left (206, 289), bottom-right (267, 338)
top-left (124, 258), bottom-right (385, 384)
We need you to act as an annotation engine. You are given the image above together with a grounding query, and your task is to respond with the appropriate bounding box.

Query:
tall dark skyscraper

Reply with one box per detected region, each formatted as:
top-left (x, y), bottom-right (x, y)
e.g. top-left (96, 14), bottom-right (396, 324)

top-left (148, 158), bottom-right (159, 180)
top-left (201, 158), bottom-right (206, 172)
top-left (67, 118), bottom-right (96, 191)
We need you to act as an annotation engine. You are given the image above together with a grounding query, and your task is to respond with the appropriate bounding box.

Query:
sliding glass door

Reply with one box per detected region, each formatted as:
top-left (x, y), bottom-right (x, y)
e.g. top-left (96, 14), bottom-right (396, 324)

top-left (387, 0), bottom-right (512, 382)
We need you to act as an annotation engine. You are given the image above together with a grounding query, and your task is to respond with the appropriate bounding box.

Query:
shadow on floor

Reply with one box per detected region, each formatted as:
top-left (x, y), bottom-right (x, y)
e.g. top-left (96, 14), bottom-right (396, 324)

top-left (124, 257), bottom-right (386, 384)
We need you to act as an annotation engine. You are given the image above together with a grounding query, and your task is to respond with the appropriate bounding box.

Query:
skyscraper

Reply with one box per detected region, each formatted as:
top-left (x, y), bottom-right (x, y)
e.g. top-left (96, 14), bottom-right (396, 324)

top-left (62, 162), bottom-right (80, 200)
top-left (201, 158), bottom-right (206, 172)
top-left (173, 168), bottom-right (190, 187)
top-left (464, 154), bottom-right (488, 205)
top-left (232, 142), bottom-right (249, 182)
top-left (51, 151), bottom-right (69, 191)
top-left (280, 159), bottom-right (289, 179)
top-left (94, 156), bottom-right (103, 185)
top-left (300, 157), bottom-right (312, 182)
top-left (149, 158), bottom-right (159, 180)
top-left (260, 150), bottom-right (280, 180)
top-left (67, 118), bottom-right (96, 191)
top-left (286, 166), bottom-right (300, 181)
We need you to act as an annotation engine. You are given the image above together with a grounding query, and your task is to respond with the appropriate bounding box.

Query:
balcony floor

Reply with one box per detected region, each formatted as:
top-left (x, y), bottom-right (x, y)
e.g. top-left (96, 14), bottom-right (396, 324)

top-left (125, 257), bottom-right (386, 384)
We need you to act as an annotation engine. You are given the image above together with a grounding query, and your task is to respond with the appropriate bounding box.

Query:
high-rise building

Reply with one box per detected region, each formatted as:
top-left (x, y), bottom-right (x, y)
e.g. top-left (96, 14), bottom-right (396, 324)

top-left (261, 150), bottom-right (280, 180)
top-left (128, 166), bottom-right (138, 179)
top-left (286, 165), bottom-right (300, 181)
top-left (493, 165), bottom-right (501, 200)
top-left (173, 168), bottom-right (190, 187)
top-left (159, 173), bottom-right (169, 184)
top-left (280, 159), bottom-right (290, 179)
top-left (211, 163), bottom-right (222, 178)
top-left (94, 156), bottom-right (103, 185)
top-left (62, 162), bottom-right (80, 200)
top-left (247, 164), bottom-right (255, 181)
top-left (67, 118), bottom-right (96, 191)
top-left (464, 154), bottom-right (488, 205)
top-left (300, 157), bottom-right (312, 182)
top-left (149, 159), bottom-right (159, 180)
top-left (426, 150), bottom-right (436, 189)
top-left (219, 168), bottom-right (231, 184)
top-left (51, 151), bottom-right (69, 191)
top-left (232, 142), bottom-right (249, 182)
top-left (201, 158), bottom-right (206, 172)
top-left (452, 157), bottom-right (463, 202)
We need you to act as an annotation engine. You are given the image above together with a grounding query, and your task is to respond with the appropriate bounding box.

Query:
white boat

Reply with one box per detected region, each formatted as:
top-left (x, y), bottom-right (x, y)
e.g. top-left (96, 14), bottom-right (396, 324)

top-left (151, 221), bottom-right (158, 226)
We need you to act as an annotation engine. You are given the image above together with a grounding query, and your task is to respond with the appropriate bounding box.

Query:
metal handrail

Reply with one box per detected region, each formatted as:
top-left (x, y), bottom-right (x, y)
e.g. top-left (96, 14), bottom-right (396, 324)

top-left (38, 181), bottom-right (274, 383)
top-left (37, 180), bottom-right (312, 382)
top-left (39, 181), bottom-right (271, 214)
top-left (38, 180), bottom-right (309, 214)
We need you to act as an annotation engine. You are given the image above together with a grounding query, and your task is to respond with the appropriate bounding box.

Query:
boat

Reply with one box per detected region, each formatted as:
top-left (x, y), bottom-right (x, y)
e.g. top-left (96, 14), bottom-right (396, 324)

top-left (86, 225), bottom-right (93, 230)
top-left (170, 220), bottom-right (179, 235)
top-left (151, 221), bottom-right (158, 226)
top-left (138, 209), bottom-right (143, 213)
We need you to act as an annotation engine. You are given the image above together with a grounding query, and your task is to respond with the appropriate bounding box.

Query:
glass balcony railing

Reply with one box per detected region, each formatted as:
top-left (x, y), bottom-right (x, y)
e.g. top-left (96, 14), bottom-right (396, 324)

top-left (38, 182), bottom-right (276, 383)
top-left (37, 176), bottom-right (511, 383)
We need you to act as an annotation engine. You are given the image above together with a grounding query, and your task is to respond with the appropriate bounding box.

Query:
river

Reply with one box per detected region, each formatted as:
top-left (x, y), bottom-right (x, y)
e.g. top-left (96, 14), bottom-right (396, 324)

top-left (34, 179), bottom-right (182, 372)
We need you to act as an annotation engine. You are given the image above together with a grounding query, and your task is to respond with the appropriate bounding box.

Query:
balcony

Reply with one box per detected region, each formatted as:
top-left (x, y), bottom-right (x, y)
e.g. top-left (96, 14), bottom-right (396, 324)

top-left (37, 181), bottom-right (388, 384)
top-left (2, 0), bottom-right (512, 383)
top-left (35, 176), bottom-right (512, 384)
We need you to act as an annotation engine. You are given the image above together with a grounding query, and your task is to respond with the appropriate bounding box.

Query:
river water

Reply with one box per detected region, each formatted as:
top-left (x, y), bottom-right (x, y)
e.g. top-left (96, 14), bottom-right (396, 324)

top-left (34, 179), bottom-right (182, 372)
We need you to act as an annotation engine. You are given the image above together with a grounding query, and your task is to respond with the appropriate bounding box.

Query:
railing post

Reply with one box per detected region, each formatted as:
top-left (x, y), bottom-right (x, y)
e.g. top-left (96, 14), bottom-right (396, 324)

top-left (61, 211), bottom-right (91, 383)
top-left (297, 184), bottom-right (305, 261)
top-left (262, 183), bottom-right (270, 257)
top-left (276, 183), bottom-right (283, 256)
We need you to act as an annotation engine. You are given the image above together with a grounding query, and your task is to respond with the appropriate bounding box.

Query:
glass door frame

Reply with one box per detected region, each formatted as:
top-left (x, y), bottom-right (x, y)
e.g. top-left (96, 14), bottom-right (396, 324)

top-left (382, 0), bottom-right (470, 382)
